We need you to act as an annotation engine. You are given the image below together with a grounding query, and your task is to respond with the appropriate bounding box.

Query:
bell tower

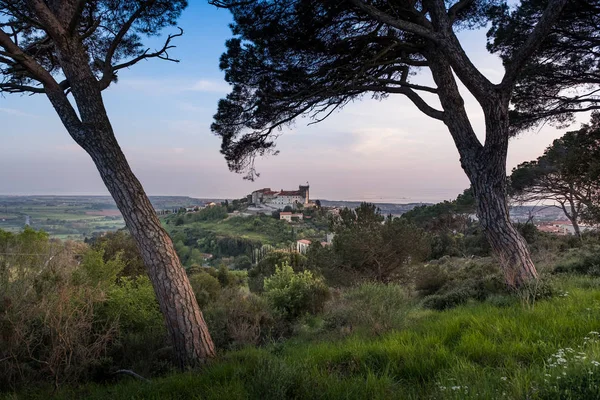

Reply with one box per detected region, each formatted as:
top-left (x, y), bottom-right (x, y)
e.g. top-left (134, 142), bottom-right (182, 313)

top-left (299, 182), bottom-right (310, 204)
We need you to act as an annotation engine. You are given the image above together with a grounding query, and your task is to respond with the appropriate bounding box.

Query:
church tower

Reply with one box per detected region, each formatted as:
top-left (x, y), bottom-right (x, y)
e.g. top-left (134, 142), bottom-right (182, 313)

top-left (299, 182), bottom-right (310, 205)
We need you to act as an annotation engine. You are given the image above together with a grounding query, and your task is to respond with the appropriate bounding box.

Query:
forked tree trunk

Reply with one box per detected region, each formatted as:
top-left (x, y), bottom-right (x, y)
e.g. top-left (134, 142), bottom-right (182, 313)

top-left (428, 48), bottom-right (539, 289)
top-left (462, 108), bottom-right (539, 289)
top-left (44, 39), bottom-right (216, 367)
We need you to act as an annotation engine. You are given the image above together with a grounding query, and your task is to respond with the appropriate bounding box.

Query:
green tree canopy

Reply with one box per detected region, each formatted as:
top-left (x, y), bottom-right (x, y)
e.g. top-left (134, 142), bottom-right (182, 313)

top-left (509, 114), bottom-right (600, 234)
top-left (487, 0), bottom-right (600, 133)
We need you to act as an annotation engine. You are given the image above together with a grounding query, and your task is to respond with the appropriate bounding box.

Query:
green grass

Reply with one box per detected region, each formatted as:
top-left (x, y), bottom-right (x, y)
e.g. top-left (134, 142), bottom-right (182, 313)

top-left (11, 276), bottom-right (600, 399)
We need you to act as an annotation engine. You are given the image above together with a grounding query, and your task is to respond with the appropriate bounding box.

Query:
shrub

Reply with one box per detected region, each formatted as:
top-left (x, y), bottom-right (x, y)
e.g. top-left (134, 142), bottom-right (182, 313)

top-left (100, 276), bottom-right (170, 378)
top-left (422, 287), bottom-right (472, 310)
top-left (249, 252), bottom-right (306, 292)
top-left (188, 272), bottom-right (221, 308)
top-left (101, 276), bottom-right (163, 334)
top-left (554, 245), bottom-right (600, 276)
top-left (414, 263), bottom-right (450, 296)
top-left (263, 263), bottom-right (330, 320)
top-left (0, 235), bottom-right (118, 389)
top-left (203, 288), bottom-right (275, 350)
top-left (415, 257), bottom-right (508, 310)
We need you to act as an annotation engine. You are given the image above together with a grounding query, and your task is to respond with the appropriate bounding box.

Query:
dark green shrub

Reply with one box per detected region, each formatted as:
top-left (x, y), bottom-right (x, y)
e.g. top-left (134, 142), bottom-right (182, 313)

top-left (264, 263), bottom-right (330, 320)
top-left (422, 287), bottom-right (472, 310)
top-left (188, 272), bottom-right (221, 308)
top-left (102, 276), bottom-right (163, 333)
top-left (414, 262), bottom-right (450, 296)
top-left (204, 288), bottom-right (275, 350)
top-left (554, 245), bottom-right (600, 275)
top-left (249, 252), bottom-right (306, 292)
top-left (417, 257), bottom-right (508, 310)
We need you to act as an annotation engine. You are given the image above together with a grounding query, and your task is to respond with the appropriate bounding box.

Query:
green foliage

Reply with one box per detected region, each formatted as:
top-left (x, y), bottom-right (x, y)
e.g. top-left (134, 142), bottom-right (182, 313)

top-left (554, 245), bottom-right (600, 276)
top-left (101, 276), bottom-right (164, 334)
top-left (185, 205), bottom-right (229, 223)
top-left (323, 283), bottom-right (411, 336)
top-left (264, 263), bottom-right (330, 320)
top-left (90, 230), bottom-right (145, 278)
top-left (203, 288), bottom-right (275, 350)
top-left (189, 272), bottom-right (222, 308)
top-left (34, 278), bottom-right (600, 400)
top-left (415, 257), bottom-right (508, 310)
top-left (0, 230), bottom-right (118, 389)
top-left (330, 203), bottom-right (430, 282)
top-left (74, 249), bottom-right (124, 288)
top-left (249, 251), bottom-right (306, 292)
top-left (233, 255), bottom-right (253, 270)
top-left (401, 188), bottom-right (475, 234)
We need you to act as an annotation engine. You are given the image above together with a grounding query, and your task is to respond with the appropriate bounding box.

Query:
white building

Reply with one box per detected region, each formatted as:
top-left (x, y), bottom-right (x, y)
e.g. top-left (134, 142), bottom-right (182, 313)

top-left (296, 239), bottom-right (311, 254)
top-left (250, 184), bottom-right (311, 208)
top-left (280, 212), bottom-right (304, 222)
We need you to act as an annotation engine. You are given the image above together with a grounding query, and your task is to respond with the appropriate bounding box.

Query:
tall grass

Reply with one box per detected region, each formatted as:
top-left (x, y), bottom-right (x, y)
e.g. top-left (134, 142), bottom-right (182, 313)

top-left (12, 276), bottom-right (600, 399)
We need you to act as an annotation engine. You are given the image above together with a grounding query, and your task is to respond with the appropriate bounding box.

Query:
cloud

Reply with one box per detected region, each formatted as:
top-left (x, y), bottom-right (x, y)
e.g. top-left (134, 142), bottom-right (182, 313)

top-left (188, 79), bottom-right (230, 93)
top-left (117, 78), bottom-right (229, 95)
top-left (0, 107), bottom-right (38, 118)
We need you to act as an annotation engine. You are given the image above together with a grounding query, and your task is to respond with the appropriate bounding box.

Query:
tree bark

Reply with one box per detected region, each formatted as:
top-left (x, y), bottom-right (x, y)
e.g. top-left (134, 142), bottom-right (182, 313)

top-left (470, 172), bottom-right (539, 288)
top-left (44, 38), bottom-right (216, 367)
top-left (567, 198), bottom-right (582, 237)
top-left (465, 106), bottom-right (539, 288)
top-left (426, 47), bottom-right (538, 288)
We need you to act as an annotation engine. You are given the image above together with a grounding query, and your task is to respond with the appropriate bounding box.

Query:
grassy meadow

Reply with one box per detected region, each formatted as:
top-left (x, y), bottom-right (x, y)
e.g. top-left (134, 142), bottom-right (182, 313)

top-left (7, 275), bottom-right (600, 400)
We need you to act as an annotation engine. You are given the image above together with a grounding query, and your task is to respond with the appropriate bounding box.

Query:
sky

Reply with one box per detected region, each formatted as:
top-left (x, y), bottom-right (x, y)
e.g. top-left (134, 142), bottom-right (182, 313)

top-left (0, 3), bottom-right (588, 203)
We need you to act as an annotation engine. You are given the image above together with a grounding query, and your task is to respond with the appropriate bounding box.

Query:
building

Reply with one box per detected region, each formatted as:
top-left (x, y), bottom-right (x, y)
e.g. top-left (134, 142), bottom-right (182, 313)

top-left (250, 183), bottom-right (311, 208)
top-left (251, 188), bottom-right (279, 205)
top-left (296, 239), bottom-right (311, 254)
top-left (280, 212), bottom-right (304, 222)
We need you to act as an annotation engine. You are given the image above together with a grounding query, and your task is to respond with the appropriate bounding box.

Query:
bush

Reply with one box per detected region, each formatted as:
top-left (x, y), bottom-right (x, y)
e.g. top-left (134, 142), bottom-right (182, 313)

top-left (422, 287), bottom-right (472, 310)
top-left (554, 245), bottom-right (600, 276)
top-left (100, 276), bottom-right (170, 378)
top-left (203, 288), bottom-right (275, 350)
top-left (0, 233), bottom-right (119, 389)
top-left (101, 276), bottom-right (164, 334)
top-left (249, 252), bottom-right (306, 292)
top-left (188, 272), bottom-right (221, 308)
top-left (263, 263), bottom-right (330, 320)
top-left (415, 257), bottom-right (508, 310)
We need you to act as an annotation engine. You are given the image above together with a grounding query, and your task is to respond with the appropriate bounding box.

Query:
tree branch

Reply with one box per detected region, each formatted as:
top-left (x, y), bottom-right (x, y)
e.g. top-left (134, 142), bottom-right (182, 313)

top-left (98, 1), bottom-right (155, 89)
top-left (98, 27), bottom-right (183, 91)
top-left (25, 0), bottom-right (68, 41)
top-left (358, 84), bottom-right (444, 120)
top-left (348, 0), bottom-right (439, 42)
top-left (0, 82), bottom-right (45, 93)
top-left (501, 0), bottom-right (569, 91)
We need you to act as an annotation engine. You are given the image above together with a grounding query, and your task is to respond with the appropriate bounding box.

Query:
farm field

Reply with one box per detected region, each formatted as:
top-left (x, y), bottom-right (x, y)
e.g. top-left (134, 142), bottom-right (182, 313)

top-left (0, 195), bottom-right (219, 240)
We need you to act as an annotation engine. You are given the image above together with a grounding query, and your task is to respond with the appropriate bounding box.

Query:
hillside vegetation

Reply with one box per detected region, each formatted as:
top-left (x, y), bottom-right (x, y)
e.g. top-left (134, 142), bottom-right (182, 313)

top-left (3, 204), bottom-right (600, 398)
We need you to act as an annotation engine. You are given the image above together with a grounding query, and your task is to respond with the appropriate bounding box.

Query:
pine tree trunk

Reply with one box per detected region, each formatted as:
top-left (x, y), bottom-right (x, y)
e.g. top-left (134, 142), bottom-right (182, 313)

top-left (471, 174), bottom-right (539, 288)
top-left (84, 134), bottom-right (216, 367)
top-left (461, 107), bottom-right (539, 289)
top-left (427, 46), bottom-right (539, 288)
top-left (44, 39), bottom-right (216, 367)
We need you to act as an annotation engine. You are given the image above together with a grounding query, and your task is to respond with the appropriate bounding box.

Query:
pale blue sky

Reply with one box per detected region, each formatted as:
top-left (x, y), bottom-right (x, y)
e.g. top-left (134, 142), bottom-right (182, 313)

top-left (0, 2), bottom-right (581, 202)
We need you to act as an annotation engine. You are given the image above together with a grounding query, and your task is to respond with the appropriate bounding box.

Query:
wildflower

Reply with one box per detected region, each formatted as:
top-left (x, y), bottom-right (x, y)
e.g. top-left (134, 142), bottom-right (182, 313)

top-left (501, 377), bottom-right (507, 381)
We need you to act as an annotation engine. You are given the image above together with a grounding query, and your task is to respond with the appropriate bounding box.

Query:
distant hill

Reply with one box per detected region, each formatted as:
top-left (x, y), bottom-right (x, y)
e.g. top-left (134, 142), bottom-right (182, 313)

top-left (318, 200), bottom-right (432, 216)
